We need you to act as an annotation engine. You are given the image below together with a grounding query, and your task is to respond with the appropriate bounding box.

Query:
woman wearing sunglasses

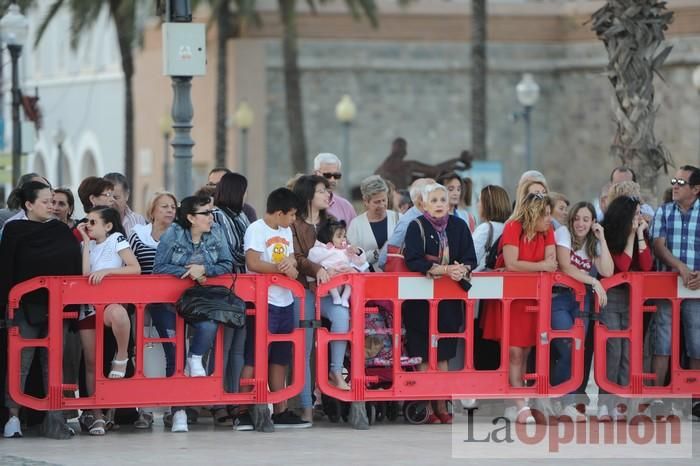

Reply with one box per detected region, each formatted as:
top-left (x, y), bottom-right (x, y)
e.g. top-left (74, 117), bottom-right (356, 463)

top-left (154, 195), bottom-right (233, 433)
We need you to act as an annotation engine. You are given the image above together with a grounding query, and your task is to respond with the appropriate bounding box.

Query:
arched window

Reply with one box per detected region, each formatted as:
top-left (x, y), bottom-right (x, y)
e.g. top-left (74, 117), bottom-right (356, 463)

top-left (56, 150), bottom-right (72, 188)
top-left (33, 152), bottom-right (47, 178)
top-left (81, 151), bottom-right (98, 180)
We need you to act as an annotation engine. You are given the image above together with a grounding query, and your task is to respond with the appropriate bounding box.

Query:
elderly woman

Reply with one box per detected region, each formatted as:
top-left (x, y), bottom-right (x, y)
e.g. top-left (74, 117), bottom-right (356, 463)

top-left (402, 183), bottom-right (477, 424)
top-left (347, 175), bottom-right (400, 271)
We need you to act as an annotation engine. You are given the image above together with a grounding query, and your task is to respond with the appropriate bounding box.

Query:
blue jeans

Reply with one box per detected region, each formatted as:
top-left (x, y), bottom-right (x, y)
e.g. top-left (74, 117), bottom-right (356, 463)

top-left (294, 290), bottom-right (316, 409)
top-left (551, 290), bottom-right (590, 403)
top-left (320, 295), bottom-right (350, 374)
top-left (189, 320), bottom-right (219, 357)
top-left (148, 304), bottom-right (176, 377)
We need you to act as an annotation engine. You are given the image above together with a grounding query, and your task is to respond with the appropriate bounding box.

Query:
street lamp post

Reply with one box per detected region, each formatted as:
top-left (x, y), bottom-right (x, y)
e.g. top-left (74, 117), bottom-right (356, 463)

top-left (159, 114), bottom-right (173, 191)
top-left (54, 125), bottom-right (66, 187)
top-left (515, 73), bottom-right (540, 171)
top-left (692, 66), bottom-right (700, 164)
top-left (232, 102), bottom-right (254, 176)
top-left (1, 3), bottom-right (29, 187)
top-left (335, 95), bottom-right (356, 193)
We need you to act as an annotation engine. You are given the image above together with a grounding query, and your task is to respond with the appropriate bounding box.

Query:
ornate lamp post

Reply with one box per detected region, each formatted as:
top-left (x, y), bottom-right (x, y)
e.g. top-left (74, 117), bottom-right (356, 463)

top-left (515, 73), bottom-right (540, 171)
top-left (1, 3), bottom-right (29, 186)
top-left (335, 94), bottom-right (356, 191)
top-left (232, 101), bottom-right (254, 176)
top-left (692, 66), bottom-right (700, 163)
top-left (54, 125), bottom-right (66, 187)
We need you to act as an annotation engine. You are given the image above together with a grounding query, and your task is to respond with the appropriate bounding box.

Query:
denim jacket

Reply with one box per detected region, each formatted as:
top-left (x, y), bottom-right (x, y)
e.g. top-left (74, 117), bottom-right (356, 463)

top-left (153, 222), bottom-right (233, 277)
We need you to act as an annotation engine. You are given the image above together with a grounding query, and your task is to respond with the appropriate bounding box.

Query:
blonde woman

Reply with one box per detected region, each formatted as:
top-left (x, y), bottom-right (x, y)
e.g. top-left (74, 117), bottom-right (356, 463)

top-left (481, 193), bottom-right (556, 424)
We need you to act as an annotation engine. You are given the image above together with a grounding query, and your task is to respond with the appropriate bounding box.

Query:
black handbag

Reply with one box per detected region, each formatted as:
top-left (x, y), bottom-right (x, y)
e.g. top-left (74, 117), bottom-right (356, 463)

top-left (176, 281), bottom-right (246, 328)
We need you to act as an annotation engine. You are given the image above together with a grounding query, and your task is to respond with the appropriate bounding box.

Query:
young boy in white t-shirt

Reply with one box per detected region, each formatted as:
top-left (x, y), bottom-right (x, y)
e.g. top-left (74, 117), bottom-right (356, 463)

top-left (240, 187), bottom-right (310, 429)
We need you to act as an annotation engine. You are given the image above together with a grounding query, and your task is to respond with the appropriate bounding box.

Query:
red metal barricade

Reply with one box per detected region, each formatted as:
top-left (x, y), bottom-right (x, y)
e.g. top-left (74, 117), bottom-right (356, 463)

top-left (315, 272), bottom-right (587, 402)
top-left (596, 272), bottom-right (700, 397)
top-left (6, 274), bottom-right (306, 410)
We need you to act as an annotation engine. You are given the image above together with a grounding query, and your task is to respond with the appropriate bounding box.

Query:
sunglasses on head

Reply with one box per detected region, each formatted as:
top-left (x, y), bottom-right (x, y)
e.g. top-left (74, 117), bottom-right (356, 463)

top-left (322, 172), bottom-right (342, 180)
top-left (671, 178), bottom-right (690, 187)
top-left (527, 192), bottom-right (546, 200)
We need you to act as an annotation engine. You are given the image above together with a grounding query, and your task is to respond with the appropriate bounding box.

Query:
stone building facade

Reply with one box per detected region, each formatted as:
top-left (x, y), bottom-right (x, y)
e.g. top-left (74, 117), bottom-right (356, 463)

top-left (132, 0), bottom-right (700, 212)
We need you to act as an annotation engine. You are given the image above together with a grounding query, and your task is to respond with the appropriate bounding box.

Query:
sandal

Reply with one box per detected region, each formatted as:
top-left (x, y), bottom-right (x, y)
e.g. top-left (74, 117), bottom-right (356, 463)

top-left (329, 376), bottom-right (351, 391)
top-left (88, 418), bottom-right (106, 436)
top-left (108, 359), bottom-right (129, 379)
top-left (211, 407), bottom-right (233, 427)
top-left (516, 406), bottom-right (536, 425)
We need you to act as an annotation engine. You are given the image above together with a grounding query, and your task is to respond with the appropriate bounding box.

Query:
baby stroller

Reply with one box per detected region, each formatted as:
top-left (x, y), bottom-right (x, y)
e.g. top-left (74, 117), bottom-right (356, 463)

top-left (364, 301), bottom-right (423, 424)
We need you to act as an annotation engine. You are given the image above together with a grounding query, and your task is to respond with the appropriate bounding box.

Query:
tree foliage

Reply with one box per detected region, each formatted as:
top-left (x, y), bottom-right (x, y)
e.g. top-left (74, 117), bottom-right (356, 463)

top-left (591, 0), bottom-right (674, 196)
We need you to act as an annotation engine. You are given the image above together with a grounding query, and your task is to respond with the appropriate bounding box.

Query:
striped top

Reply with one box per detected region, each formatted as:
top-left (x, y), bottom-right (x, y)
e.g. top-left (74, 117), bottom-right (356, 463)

top-left (129, 224), bottom-right (158, 275)
top-left (651, 199), bottom-right (700, 271)
top-left (212, 207), bottom-right (250, 274)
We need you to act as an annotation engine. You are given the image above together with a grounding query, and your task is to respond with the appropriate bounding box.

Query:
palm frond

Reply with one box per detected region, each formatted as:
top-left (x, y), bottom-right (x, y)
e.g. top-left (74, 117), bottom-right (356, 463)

top-left (34, 0), bottom-right (65, 47)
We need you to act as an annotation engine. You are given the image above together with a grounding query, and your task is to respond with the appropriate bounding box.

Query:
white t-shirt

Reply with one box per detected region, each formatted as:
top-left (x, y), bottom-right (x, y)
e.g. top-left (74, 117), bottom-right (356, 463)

top-left (80, 233), bottom-right (130, 320)
top-left (554, 225), bottom-right (599, 275)
top-left (88, 233), bottom-right (130, 272)
top-left (243, 219), bottom-right (295, 307)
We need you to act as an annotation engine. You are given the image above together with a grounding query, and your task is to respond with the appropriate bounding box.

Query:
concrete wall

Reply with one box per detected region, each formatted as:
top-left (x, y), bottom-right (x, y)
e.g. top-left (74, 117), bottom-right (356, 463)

top-left (263, 36), bottom-right (700, 206)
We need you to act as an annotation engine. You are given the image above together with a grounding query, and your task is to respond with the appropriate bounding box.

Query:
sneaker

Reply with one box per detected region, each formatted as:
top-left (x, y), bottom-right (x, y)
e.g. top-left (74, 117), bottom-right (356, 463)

top-left (560, 404), bottom-right (586, 423)
top-left (597, 405), bottom-right (611, 422)
top-left (233, 412), bottom-right (254, 431)
top-left (171, 410), bottom-right (188, 433)
top-left (3, 416), bottom-right (22, 438)
top-left (134, 409), bottom-right (154, 429)
top-left (271, 410), bottom-right (312, 429)
top-left (185, 356), bottom-right (206, 377)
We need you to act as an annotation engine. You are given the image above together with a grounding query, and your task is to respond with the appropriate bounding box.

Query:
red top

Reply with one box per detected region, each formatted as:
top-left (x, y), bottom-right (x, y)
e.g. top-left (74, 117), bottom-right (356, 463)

top-left (495, 220), bottom-right (555, 268)
top-left (611, 237), bottom-right (653, 273)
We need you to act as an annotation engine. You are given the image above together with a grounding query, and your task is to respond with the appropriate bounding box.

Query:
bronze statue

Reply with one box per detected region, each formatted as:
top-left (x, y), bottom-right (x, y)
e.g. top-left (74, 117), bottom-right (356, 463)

top-left (374, 138), bottom-right (472, 190)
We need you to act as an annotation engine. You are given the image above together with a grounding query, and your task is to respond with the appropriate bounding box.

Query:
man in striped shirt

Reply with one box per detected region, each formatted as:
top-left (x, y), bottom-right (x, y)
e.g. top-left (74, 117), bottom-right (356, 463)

top-left (651, 165), bottom-right (700, 395)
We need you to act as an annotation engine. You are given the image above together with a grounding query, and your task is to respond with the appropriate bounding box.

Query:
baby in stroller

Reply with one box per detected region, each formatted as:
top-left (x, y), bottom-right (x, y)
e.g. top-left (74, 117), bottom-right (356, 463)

top-left (308, 219), bottom-right (369, 307)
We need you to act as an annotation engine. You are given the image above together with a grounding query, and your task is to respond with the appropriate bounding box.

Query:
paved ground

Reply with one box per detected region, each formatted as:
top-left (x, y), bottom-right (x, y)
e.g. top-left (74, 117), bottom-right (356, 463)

top-left (1, 409), bottom-right (697, 466)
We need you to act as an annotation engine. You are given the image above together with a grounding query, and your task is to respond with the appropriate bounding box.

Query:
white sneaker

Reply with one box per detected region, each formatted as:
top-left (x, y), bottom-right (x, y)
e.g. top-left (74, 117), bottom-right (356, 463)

top-left (504, 406), bottom-right (535, 424)
top-left (560, 405), bottom-right (586, 423)
top-left (171, 410), bottom-right (188, 433)
top-left (3, 416), bottom-right (22, 438)
top-left (185, 356), bottom-right (206, 377)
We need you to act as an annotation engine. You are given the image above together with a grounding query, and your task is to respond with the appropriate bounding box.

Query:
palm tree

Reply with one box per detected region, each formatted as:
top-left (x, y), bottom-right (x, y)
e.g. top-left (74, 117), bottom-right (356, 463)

top-left (277, 0), bottom-right (380, 174)
top-left (34, 0), bottom-right (138, 193)
top-left (591, 0), bottom-right (674, 198)
top-left (471, 0), bottom-right (487, 160)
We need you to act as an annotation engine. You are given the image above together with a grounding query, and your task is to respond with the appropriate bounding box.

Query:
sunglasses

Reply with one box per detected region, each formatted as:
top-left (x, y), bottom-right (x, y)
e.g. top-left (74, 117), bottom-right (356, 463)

top-left (671, 178), bottom-right (690, 187)
top-left (192, 209), bottom-right (216, 216)
top-left (87, 219), bottom-right (99, 226)
top-left (322, 172), bottom-right (342, 180)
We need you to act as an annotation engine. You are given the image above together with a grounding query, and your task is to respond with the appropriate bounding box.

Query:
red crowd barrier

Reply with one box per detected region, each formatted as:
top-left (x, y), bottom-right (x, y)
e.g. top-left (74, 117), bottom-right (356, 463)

top-left (315, 272), bottom-right (587, 402)
top-left (596, 272), bottom-right (700, 397)
top-left (6, 274), bottom-right (306, 411)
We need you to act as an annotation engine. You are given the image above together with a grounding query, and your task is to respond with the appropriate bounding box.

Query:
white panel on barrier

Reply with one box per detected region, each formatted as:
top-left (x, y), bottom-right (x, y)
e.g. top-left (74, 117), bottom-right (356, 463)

top-left (398, 277), bottom-right (434, 300)
top-left (677, 277), bottom-right (700, 298)
top-left (468, 276), bottom-right (504, 299)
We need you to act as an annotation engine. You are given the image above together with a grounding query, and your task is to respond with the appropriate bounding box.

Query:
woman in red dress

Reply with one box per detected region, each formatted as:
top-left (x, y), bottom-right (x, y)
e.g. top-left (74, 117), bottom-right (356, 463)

top-left (481, 192), bottom-right (557, 424)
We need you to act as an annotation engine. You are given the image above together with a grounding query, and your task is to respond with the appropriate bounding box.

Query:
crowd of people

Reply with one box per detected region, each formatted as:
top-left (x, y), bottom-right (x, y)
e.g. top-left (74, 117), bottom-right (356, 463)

top-left (0, 149), bottom-right (699, 439)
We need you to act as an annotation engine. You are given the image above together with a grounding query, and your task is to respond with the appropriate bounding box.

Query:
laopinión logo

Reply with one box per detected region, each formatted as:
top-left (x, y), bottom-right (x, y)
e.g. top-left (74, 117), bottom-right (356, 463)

top-left (451, 397), bottom-right (693, 459)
